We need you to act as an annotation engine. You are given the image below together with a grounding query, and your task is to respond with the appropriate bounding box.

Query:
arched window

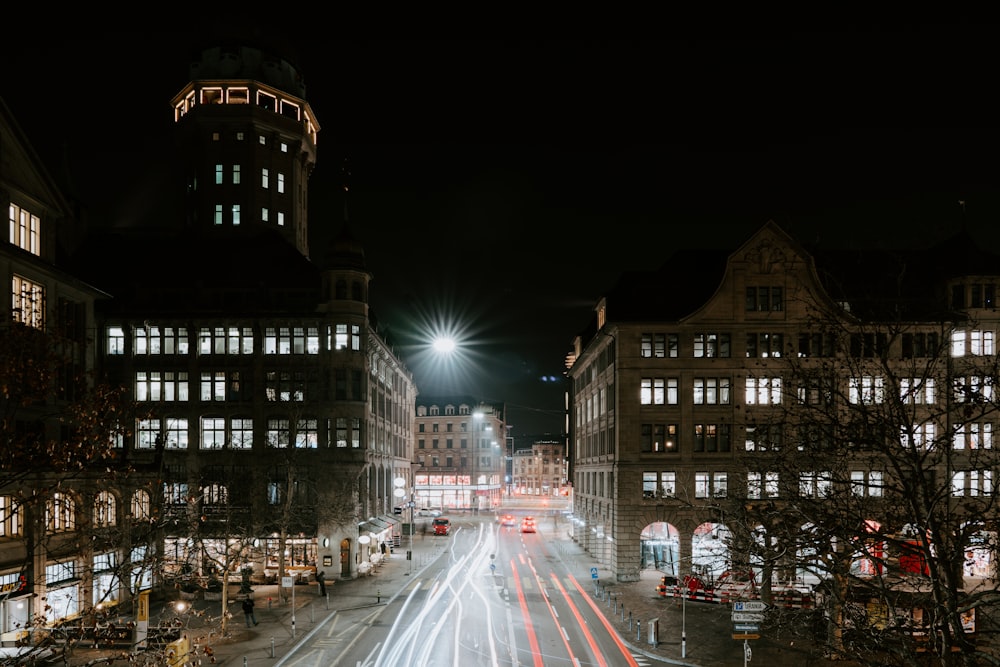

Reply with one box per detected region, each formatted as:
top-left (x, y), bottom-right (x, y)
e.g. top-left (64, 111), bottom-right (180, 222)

top-left (46, 492), bottom-right (76, 533)
top-left (94, 490), bottom-right (117, 527)
top-left (131, 489), bottom-right (151, 521)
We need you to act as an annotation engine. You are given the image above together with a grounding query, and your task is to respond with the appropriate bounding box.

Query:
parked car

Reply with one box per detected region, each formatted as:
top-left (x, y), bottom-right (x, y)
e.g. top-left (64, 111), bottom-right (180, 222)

top-left (418, 508), bottom-right (442, 517)
top-left (520, 517), bottom-right (536, 533)
top-left (433, 517), bottom-right (451, 535)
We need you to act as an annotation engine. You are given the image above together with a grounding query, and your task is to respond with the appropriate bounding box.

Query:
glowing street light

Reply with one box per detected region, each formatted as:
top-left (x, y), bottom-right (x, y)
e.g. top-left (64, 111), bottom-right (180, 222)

top-left (432, 336), bottom-right (456, 354)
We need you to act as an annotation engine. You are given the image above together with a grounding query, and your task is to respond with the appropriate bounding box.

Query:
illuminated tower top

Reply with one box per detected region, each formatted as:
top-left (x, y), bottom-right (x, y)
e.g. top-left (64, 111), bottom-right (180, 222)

top-left (169, 45), bottom-right (320, 258)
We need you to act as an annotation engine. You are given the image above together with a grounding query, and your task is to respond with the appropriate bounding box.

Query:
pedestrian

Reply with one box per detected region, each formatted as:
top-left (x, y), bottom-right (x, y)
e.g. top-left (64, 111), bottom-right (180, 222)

top-left (242, 596), bottom-right (258, 627)
top-left (316, 569), bottom-right (326, 596)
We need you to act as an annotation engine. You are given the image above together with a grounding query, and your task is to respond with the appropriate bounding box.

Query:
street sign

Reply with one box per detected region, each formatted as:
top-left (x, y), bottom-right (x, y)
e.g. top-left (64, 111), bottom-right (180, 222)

top-left (732, 623), bottom-right (760, 632)
top-left (590, 567), bottom-right (599, 580)
top-left (732, 600), bottom-right (769, 612)
top-left (732, 612), bottom-right (765, 622)
top-left (732, 633), bottom-right (761, 640)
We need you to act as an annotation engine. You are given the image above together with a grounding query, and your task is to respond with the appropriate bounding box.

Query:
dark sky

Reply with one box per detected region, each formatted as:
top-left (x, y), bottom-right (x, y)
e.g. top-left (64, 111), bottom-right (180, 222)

top-left (5, 30), bottom-right (1000, 439)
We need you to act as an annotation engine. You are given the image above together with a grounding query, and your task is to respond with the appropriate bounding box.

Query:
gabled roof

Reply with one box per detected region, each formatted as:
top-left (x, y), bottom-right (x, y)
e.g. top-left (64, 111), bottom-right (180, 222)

top-left (584, 219), bottom-right (1000, 336)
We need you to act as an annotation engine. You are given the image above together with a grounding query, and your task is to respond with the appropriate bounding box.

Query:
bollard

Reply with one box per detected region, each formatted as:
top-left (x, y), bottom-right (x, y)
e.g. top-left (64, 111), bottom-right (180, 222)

top-left (270, 637), bottom-right (275, 658)
top-left (310, 604), bottom-right (314, 623)
top-left (628, 610), bottom-right (632, 629)
top-left (636, 619), bottom-right (641, 642)
top-left (377, 589), bottom-right (381, 603)
top-left (244, 659), bottom-right (248, 667)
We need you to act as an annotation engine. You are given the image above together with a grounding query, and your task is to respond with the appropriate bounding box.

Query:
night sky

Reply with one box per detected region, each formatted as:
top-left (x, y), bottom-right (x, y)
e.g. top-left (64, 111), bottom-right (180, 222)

top-left (5, 30), bottom-right (1000, 439)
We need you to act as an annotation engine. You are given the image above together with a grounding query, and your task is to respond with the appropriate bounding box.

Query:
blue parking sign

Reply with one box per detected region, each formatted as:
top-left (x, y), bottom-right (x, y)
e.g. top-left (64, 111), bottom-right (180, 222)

top-left (591, 567), bottom-right (599, 579)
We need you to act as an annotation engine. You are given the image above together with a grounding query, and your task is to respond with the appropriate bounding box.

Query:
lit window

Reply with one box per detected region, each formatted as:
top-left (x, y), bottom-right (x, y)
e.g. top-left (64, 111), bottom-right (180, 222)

top-left (278, 212), bottom-right (285, 226)
top-left (262, 208), bottom-right (269, 222)
top-left (131, 490), bottom-right (151, 520)
top-left (259, 135), bottom-right (266, 145)
top-left (851, 470), bottom-right (883, 497)
top-left (0, 496), bottom-right (23, 536)
top-left (901, 378), bottom-right (935, 404)
top-left (745, 376), bottom-right (782, 405)
top-left (232, 164), bottom-right (241, 184)
top-left (849, 376), bottom-right (885, 404)
top-left (236, 132), bottom-right (244, 141)
top-left (94, 491), bottom-right (117, 527)
top-left (232, 204), bottom-right (241, 225)
top-left (952, 330), bottom-right (966, 357)
top-left (971, 330), bottom-right (995, 356)
top-left (262, 168), bottom-right (269, 188)
top-left (231, 417), bottom-right (253, 449)
top-left (278, 172), bottom-right (285, 193)
top-left (136, 418), bottom-right (161, 449)
top-left (201, 417), bottom-right (226, 449)
top-left (165, 418), bottom-right (188, 448)
top-left (215, 164), bottom-right (224, 185)
top-left (201, 372), bottom-right (226, 401)
top-left (295, 419), bottom-right (318, 448)
top-left (107, 326), bottom-right (126, 354)
top-left (281, 142), bottom-right (288, 153)
top-left (46, 492), bottom-right (76, 532)
top-left (268, 418), bottom-right (290, 448)
top-left (9, 203), bottom-right (40, 255)
top-left (901, 422), bottom-right (936, 449)
top-left (954, 422), bottom-right (993, 449)
top-left (214, 204), bottom-right (223, 225)
top-left (11, 274), bottom-right (45, 329)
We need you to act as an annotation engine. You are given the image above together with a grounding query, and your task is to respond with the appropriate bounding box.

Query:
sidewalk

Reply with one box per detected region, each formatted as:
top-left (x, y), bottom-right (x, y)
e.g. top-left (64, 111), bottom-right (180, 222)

top-left (60, 510), bottom-right (850, 666)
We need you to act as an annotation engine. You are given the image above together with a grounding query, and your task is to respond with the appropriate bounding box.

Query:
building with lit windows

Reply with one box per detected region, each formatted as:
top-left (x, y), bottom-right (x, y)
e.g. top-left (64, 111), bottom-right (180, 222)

top-left (0, 97), bottom-right (117, 637)
top-left (567, 219), bottom-right (1000, 590)
top-left (511, 441), bottom-right (566, 496)
top-left (413, 397), bottom-right (508, 512)
top-left (65, 44), bottom-right (415, 593)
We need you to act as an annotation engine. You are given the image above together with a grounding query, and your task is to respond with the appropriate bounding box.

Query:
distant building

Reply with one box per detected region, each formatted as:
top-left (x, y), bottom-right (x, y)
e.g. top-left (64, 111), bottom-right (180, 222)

top-left (512, 441), bottom-right (567, 496)
top-left (413, 397), bottom-right (508, 512)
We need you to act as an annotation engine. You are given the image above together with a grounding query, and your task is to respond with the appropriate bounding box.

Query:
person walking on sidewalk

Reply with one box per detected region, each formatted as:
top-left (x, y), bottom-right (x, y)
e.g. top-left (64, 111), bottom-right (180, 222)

top-left (316, 569), bottom-right (326, 596)
top-left (242, 596), bottom-right (259, 627)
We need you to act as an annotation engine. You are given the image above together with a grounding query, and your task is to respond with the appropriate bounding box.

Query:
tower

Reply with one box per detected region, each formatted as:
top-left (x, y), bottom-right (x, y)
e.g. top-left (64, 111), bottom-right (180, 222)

top-left (170, 45), bottom-right (319, 257)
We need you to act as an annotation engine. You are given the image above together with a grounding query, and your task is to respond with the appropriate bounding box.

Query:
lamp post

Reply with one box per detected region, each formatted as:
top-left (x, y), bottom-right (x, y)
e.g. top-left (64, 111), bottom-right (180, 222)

top-left (393, 476), bottom-right (414, 575)
top-left (470, 410), bottom-right (484, 513)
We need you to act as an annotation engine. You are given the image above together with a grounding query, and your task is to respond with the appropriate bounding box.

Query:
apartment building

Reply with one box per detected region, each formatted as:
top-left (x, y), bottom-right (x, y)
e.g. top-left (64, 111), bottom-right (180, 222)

top-left (0, 97), bottom-right (114, 637)
top-left (511, 441), bottom-right (567, 496)
top-left (567, 220), bottom-right (1000, 591)
top-left (413, 397), bottom-right (508, 512)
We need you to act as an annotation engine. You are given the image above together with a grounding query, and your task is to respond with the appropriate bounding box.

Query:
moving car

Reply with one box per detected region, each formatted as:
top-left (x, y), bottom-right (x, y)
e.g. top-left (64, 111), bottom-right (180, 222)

top-left (417, 507), bottom-right (442, 517)
top-left (499, 514), bottom-right (517, 527)
top-left (432, 517), bottom-right (451, 535)
top-left (520, 516), bottom-right (536, 533)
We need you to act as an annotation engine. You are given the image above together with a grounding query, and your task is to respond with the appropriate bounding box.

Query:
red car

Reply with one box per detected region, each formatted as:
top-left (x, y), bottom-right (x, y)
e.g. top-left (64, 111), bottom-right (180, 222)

top-left (520, 517), bottom-right (536, 533)
top-left (432, 517), bottom-right (451, 535)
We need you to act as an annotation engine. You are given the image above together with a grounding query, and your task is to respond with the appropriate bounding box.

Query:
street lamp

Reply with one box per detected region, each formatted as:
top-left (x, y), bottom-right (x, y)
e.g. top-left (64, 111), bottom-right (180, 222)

top-left (393, 476), bottom-right (414, 575)
top-left (470, 410), bottom-right (484, 513)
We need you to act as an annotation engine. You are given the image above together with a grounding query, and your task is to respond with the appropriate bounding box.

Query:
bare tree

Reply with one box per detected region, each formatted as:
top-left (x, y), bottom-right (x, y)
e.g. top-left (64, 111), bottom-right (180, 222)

top-left (723, 276), bottom-right (1000, 665)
